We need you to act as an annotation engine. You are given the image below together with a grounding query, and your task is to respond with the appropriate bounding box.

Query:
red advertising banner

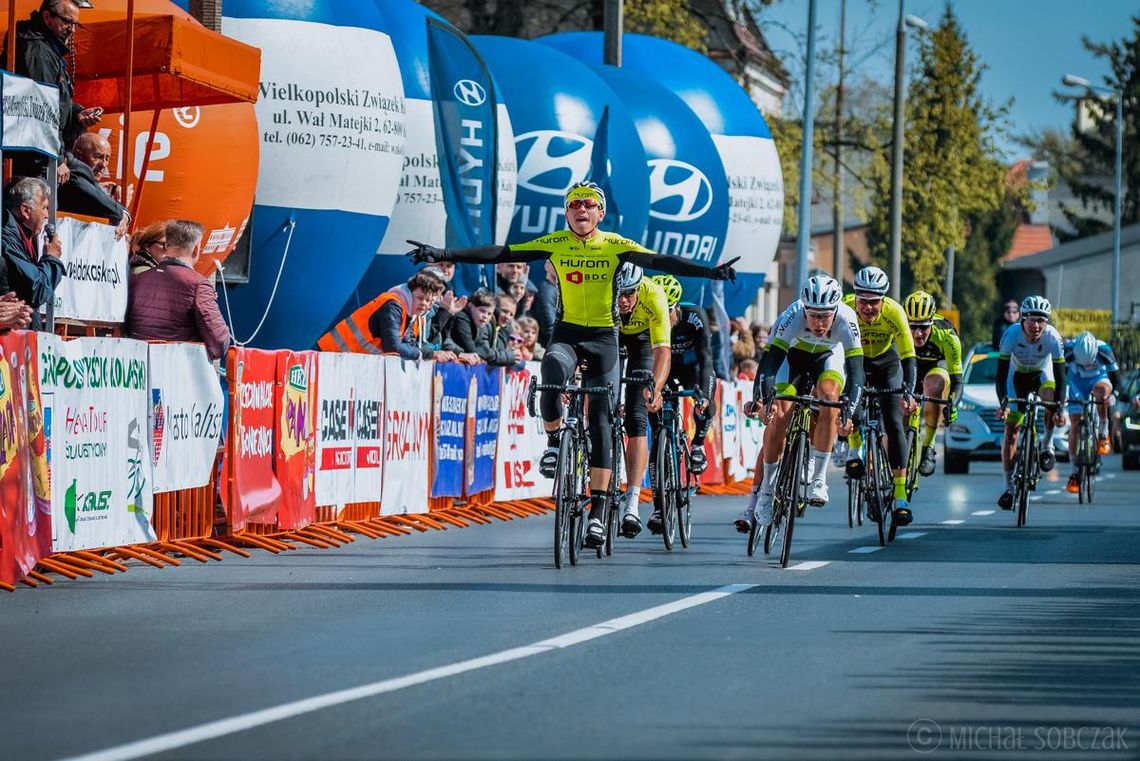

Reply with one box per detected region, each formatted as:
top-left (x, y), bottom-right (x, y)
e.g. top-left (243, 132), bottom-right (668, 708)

top-left (691, 381), bottom-right (725, 486)
top-left (276, 351), bottom-right (317, 530)
top-left (222, 347), bottom-right (282, 531)
top-left (0, 331), bottom-right (50, 586)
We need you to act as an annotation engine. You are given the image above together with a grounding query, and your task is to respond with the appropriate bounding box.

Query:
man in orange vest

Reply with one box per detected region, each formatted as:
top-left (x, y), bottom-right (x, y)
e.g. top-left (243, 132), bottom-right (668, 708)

top-left (319, 269), bottom-right (447, 359)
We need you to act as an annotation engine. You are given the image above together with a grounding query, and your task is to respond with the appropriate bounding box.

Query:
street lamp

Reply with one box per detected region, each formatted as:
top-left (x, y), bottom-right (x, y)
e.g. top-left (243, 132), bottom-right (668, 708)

top-left (793, 0), bottom-right (820, 291)
top-left (887, 4), bottom-right (927, 300)
top-left (1062, 73), bottom-right (1123, 324)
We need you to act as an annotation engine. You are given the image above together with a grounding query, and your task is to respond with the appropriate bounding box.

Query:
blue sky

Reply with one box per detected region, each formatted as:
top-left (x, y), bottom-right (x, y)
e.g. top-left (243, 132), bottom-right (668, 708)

top-left (756, 0), bottom-right (1137, 159)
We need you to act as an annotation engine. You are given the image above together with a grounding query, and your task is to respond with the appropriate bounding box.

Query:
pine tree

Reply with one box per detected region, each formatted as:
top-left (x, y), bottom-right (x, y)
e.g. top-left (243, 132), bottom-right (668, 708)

top-left (865, 4), bottom-right (1007, 301)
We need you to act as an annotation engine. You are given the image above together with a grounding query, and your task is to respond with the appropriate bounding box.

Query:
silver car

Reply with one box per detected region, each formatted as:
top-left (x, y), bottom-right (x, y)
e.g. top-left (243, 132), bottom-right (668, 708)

top-left (944, 346), bottom-right (1069, 474)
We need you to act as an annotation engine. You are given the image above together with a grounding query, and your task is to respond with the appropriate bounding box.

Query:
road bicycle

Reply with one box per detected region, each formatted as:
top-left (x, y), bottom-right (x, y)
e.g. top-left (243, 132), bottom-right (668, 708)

top-left (1071, 396), bottom-right (1103, 505)
top-left (528, 372), bottom-right (614, 568)
top-left (653, 383), bottom-right (701, 551)
top-left (1004, 393), bottom-right (1060, 527)
top-left (846, 387), bottom-right (906, 546)
top-left (750, 392), bottom-right (845, 568)
top-left (904, 394), bottom-right (951, 501)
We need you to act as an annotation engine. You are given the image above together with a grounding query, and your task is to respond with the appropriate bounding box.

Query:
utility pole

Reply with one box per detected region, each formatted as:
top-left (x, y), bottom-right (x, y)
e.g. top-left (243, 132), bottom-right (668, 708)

top-left (888, 0), bottom-right (905, 300)
top-left (794, 0), bottom-right (820, 290)
top-left (832, 0), bottom-right (846, 285)
top-left (604, 0), bottom-right (623, 66)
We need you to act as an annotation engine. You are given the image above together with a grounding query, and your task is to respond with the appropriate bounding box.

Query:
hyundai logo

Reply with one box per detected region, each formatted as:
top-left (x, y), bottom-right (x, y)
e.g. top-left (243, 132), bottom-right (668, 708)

top-left (647, 159), bottom-right (713, 222)
top-left (515, 130), bottom-right (594, 196)
top-left (453, 79), bottom-right (487, 107)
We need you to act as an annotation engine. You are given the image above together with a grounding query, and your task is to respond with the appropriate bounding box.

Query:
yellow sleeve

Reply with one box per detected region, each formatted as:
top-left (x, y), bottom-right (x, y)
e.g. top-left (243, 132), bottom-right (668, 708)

top-left (645, 281), bottom-right (671, 348)
top-left (887, 298), bottom-right (916, 360)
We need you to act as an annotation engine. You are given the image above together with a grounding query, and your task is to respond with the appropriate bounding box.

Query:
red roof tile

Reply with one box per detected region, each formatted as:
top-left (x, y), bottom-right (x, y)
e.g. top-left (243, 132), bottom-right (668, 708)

top-left (1006, 224), bottom-right (1054, 261)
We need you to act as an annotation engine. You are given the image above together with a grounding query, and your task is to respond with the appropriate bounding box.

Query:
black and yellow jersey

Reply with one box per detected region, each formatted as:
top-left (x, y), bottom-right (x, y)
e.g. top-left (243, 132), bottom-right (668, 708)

top-left (842, 294), bottom-right (916, 360)
top-left (618, 278), bottom-right (670, 348)
top-left (915, 316), bottom-right (963, 377)
top-left (445, 232), bottom-right (726, 331)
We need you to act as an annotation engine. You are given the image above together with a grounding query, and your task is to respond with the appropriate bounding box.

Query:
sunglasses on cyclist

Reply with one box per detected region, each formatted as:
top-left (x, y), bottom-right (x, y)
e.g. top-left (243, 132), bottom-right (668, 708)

top-left (567, 199), bottom-right (600, 211)
top-left (910, 322), bottom-right (932, 330)
top-left (1024, 316), bottom-right (1048, 325)
top-left (804, 309), bottom-right (835, 320)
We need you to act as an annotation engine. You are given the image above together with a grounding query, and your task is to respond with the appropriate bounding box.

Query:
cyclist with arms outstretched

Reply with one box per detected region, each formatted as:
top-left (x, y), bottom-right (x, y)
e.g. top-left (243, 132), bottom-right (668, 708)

top-left (407, 181), bottom-right (737, 549)
top-left (995, 295), bottom-right (1067, 510)
top-left (904, 290), bottom-right (963, 477)
top-left (739, 275), bottom-right (865, 531)
top-left (1064, 330), bottom-right (1127, 493)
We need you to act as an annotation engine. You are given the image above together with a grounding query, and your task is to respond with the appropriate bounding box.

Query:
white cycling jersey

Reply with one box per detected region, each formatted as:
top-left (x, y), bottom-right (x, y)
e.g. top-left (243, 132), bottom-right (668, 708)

top-left (770, 301), bottom-right (863, 358)
top-left (998, 322), bottom-right (1066, 372)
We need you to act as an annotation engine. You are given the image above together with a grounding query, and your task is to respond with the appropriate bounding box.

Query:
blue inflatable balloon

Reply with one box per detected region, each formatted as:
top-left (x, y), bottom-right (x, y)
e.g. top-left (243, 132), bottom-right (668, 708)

top-left (472, 36), bottom-right (650, 244)
top-left (591, 65), bottom-right (729, 280)
top-left (539, 32), bottom-right (783, 290)
top-left (219, 1), bottom-right (407, 349)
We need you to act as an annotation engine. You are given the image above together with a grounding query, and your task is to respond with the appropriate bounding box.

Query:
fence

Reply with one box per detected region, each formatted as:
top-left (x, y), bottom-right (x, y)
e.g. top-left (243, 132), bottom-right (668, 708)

top-left (0, 334), bottom-right (757, 591)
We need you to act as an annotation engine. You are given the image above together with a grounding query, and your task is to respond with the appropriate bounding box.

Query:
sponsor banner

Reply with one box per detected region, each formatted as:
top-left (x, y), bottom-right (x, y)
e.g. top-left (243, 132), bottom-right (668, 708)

top-left (222, 347), bottom-right (282, 531)
top-left (315, 353), bottom-right (385, 508)
top-left (431, 362), bottom-right (470, 498)
top-left (721, 379), bottom-right (740, 471)
top-left (1, 71), bottom-right (60, 157)
top-left (737, 380), bottom-right (762, 478)
top-left (710, 134), bottom-right (783, 274)
top-left (1053, 308), bottom-right (1110, 339)
top-left (38, 335), bottom-right (154, 552)
top-left (469, 365), bottom-right (500, 495)
top-left (0, 332), bottom-right (50, 585)
top-left (494, 362), bottom-right (552, 501)
top-left (52, 218), bottom-right (129, 323)
top-left (276, 351), bottom-right (317, 530)
top-left (382, 357), bottom-right (432, 514)
top-left (148, 343), bottom-right (225, 493)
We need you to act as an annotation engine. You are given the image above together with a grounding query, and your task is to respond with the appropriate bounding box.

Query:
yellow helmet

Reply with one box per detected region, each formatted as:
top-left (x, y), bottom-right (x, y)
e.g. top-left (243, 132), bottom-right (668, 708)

top-left (650, 274), bottom-right (683, 308)
top-left (905, 290), bottom-right (937, 324)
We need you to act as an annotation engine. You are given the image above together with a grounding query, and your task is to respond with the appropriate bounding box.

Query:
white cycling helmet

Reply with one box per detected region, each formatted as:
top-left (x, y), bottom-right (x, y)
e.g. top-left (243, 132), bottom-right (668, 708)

top-left (1020, 294), bottom-right (1052, 319)
top-left (853, 266), bottom-right (890, 296)
top-left (615, 262), bottom-right (643, 293)
top-left (1072, 331), bottom-right (1100, 365)
top-left (801, 275), bottom-right (843, 310)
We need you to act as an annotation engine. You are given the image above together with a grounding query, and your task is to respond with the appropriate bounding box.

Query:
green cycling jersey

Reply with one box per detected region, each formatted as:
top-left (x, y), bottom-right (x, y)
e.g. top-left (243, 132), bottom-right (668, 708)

top-left (619, 277), bottom-right (671, 348)
top-left (915, 316), bottom-right (963, 378)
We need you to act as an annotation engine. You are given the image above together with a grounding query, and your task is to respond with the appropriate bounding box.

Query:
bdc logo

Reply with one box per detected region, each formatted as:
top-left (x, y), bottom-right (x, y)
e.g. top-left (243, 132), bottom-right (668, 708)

top-left (566, 271), bottom-right (584, 285)
top-left (453, 79), bottom-right (487, 107)
top-left (648, 158), bottom-right (713, 222)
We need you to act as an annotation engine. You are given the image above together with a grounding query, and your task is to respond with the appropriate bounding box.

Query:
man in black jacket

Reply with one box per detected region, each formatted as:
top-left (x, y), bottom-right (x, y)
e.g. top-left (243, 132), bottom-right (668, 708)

top-left (0, 259), bottom-right (34, 331)
top-left (2, 177), bottom-right (65, 330)
top-left (444, 289), bottom-right (520, 367)
top-left (11, 1), bottom-right (103, 180)
top-left (58, 133), bottom-right (130, 237)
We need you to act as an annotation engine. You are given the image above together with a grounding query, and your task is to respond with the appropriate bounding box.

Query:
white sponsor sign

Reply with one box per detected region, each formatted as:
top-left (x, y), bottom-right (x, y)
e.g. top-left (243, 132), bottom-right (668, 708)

top-left (315, 353), bottom-right (385, 507)
top-left (222, 17), bottom-right (406, 218)
top-left (494, 362), bottom-right (552, 501)
top-left (1, 72), bottom-right (60, 157)
top-left (53, 218), bottom-right (129, 323)
top-left (710, 134), bottom-right (783, 274)
top-left (377, 98), bottom-right (446, 254)
top-left (148, 343), bottom-right (224, 493)
top-left (495, 102), bottom-right (517, 246)
top-left (719, 379), bottom-right (741, 476)
top-left (40, 336), bottom-right (154, 551)
top-left (736, 380), bottom-right (762, 478)
top-left (381, 356), bottom-right (432, 514)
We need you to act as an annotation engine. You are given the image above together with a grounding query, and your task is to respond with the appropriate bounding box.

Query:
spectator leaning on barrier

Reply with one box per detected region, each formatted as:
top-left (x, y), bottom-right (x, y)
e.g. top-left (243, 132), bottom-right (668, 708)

top-left (516, 315), bottom-right (543, 361)
top-left (424, 261), bottom-right (467, 350)
top-left (2, 177), bottom-right (64, 329)
top-left (532, 259), bottom-right (559, 346)
top-left (318, 269), bottom-right (445, 360)
top-left (126, 219), bottom-right (231, 360)
top-left (10, 1), bottom-right (103, 183)
top-left (128, 221), bottom-right (168, 276)
top-left (443, 288), bottom-right (518, 366)
top-left (58, 134), bottom-right (130, 238)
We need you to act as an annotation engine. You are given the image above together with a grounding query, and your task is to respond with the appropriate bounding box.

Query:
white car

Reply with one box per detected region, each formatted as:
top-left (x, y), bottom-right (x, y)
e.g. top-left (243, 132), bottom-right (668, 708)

top-left (944, 346), bottom-right (1069, 474)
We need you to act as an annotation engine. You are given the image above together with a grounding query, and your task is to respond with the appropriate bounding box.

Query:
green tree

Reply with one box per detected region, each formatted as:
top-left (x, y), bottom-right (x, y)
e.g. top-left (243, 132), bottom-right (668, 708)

top-left (865, 4), bottom-right (1008, 301)
top-left (626, 0), bottom-right (707, 51)
top-left (954, 188), bottom-right (1022, 347)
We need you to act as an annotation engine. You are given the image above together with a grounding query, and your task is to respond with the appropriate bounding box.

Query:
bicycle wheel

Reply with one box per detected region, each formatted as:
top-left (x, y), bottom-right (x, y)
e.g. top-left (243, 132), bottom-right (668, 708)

top-left (847, 473), bottom-right (862, 528)
top-left (569, 436), bottom-right (589, 565)
top-left (904, 426), bottom-right (919, 501)
top-left (1076, 421), bottom-right (1089, 505)
top-left (553, 431), bottom-right (577, 569)
top-left (657, 429), bottom-right (677, 551)
top-left (867, 439), bottom-right (887, 547)
top-left (1015, 425), bottom-right (1033, 528)
top-left (677, 447), bottom-right (693, 548)
top-left (779, 430), bottom-right (806, 568)
top-left (603, 428), bottom-right (622, 557)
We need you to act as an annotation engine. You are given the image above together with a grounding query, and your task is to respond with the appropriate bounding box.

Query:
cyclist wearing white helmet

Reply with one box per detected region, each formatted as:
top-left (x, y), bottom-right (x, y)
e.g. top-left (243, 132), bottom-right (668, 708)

top-left (614, 262), bottom-right (672, 538)
top-left (841, 266), bottom-right (920, 526)
top-left (408, 180), bottom-right (738, 550)
top-left (1063, 330), bottom-right (1127, 493)
top-left (739, 275), bottom-right (865, 531)
top-left (995, 294), bottom-right (1068, 509)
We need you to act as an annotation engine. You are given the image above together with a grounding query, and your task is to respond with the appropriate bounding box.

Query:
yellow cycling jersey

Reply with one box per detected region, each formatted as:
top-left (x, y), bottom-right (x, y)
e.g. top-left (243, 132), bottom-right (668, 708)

top-left (507, 231), bottom-right (653, 328)
top-left (619, 278), bottom-right (671, 347)
top-left (842, 294), bottom-right (916, 360)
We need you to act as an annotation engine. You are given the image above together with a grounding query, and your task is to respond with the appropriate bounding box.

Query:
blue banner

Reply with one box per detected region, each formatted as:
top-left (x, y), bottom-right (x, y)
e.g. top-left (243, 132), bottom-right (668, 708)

top-left (427, 18), bottom-right (498, 251)
top-left (588, 106), bottom-right (621, 234)
top-left (468, 366), bottom-right (500, 495)
top-left (432, 362), bottom-right (472, 498)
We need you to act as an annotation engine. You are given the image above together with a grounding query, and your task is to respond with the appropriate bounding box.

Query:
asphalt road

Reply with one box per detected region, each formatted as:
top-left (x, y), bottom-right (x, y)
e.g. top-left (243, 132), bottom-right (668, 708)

top-left (3, 458), bottom-right (1139, 761)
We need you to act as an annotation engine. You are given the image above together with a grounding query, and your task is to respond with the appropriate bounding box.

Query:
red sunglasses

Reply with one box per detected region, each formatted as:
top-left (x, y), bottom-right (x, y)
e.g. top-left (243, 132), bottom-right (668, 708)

top-left (567, 199), bottom-right (600, 211)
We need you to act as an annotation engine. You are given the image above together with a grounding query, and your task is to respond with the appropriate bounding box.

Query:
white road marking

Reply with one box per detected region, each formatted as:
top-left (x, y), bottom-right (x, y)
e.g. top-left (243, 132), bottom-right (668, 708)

top-left (971, 510), bottom-right (995, 516)
top-left (55, 584), bottom-right (756, 761)
top-left (941, 519), bottom-right (965, 525)
top-left (1030, 496), bottom-right (1043, 502)
top-left (848, 546), bottom-right (883, 554)
top-left (1103, 474), bottom-right (1116, 479)
top-left (897, 532), bottom-right (927, 540)
top-left (787, 561), bottom-right (830, 570)
top-left (1045, 489), bottom-right (1061, 495)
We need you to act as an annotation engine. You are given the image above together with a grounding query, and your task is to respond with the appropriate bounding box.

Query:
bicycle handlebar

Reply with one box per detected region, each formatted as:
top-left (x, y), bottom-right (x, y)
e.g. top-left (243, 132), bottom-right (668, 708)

top-left (912, 394), bottom-right (951, 406)
top-left (1004, 397), bottom-right (1061, 409)
top-left (773, 394), bottom-right (846, 409)
top-left (863, 386), bottom-right (909, 396)
top-left (527, 377), bottom-right (613, 417)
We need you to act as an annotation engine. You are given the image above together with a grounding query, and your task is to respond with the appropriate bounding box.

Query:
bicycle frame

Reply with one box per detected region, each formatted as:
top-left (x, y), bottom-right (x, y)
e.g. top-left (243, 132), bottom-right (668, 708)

top-left (1005, 393), bottom-right (1059, 527)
